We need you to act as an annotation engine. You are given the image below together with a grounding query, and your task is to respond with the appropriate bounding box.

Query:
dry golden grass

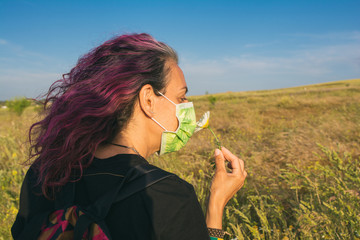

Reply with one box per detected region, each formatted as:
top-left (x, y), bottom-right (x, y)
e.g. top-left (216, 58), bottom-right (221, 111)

top-left (181, 79), bottom-right (360, 173)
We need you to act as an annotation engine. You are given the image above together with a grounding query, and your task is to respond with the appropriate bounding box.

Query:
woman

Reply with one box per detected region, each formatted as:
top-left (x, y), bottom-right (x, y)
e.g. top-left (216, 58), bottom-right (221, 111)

top-left (12, 33), bottom-right (247, 240)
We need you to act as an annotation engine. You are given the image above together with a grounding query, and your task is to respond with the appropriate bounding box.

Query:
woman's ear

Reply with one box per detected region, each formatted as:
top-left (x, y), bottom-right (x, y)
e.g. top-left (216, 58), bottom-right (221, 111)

top-left (138, 84), bottom-right (156, 118)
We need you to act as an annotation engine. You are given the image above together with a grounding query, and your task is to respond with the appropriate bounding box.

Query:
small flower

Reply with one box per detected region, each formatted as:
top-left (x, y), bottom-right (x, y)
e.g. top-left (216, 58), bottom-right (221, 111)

top-left (12, 170), bottom-right (18, 176)
top-left (194, 111), bottom-right (221, 149)
top-left (195, 111), bottom-right (210, 133)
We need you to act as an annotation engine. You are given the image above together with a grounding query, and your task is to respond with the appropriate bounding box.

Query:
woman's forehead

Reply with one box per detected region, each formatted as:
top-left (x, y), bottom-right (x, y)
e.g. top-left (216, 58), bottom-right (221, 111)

top-left (166, 63), bottom-right (187, 94)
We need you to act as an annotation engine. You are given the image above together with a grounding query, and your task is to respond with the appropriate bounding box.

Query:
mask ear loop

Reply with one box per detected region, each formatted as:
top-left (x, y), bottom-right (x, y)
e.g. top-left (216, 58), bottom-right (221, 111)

top-left (152, 90), bottom-right (178, 132)
top-left (151, 117), bottom-right (168, 131)
top-left (157, 91), bottom-right (176, 106)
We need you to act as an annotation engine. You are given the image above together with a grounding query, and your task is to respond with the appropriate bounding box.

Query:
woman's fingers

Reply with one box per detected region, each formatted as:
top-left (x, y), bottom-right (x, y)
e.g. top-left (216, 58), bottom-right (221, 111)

top-left (214, 147), bottom-right (246, 178)
top-left (221, 147), bottom-right (243, 174)
top-left (210, 146), bottom-right (247, 209)
top-left (214, 148), bottom-right (226, 173)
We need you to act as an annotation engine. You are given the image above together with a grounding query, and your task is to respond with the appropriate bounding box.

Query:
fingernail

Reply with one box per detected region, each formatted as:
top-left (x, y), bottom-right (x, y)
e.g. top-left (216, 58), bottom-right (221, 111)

top-left (215, 149), bottom-right (221, 156)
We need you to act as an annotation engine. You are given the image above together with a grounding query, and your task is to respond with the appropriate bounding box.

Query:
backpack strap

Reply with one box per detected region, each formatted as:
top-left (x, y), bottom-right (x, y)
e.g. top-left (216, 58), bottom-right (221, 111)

top-left (74, 163), bottom-right (174, 240)
top-left (114, 164), bottom-right (174, 203)
top-left (73, 166), bottom-right (130, 240)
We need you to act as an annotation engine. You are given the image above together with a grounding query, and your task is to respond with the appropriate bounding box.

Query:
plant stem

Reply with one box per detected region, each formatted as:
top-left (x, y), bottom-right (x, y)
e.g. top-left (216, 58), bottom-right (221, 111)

top-left (208, 126), bottom-right (221, 149)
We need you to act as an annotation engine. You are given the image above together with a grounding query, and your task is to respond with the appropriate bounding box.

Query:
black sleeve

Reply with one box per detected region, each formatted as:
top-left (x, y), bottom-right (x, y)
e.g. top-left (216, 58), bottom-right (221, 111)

top-left (11, 167), bottom-right (54, 239)
top-left (143, 175), bottom-right (211, 240)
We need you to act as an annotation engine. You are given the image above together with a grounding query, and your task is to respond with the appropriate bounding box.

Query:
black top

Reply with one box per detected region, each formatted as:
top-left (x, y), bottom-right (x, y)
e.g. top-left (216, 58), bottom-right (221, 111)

top-left (12, 154), bottom-right (211, 239)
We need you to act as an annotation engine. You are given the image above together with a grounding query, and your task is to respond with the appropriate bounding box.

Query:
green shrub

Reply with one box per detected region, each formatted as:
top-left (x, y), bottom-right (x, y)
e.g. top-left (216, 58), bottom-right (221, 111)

top-left (5, 97), bottom-right (31, 116)
top-left (208, 95), bottom-right (217, 106)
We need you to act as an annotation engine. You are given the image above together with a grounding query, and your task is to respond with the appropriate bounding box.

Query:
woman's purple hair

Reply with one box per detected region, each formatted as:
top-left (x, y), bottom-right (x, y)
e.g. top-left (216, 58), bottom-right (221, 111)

top-left (29, 33), bottom-right (178, 199)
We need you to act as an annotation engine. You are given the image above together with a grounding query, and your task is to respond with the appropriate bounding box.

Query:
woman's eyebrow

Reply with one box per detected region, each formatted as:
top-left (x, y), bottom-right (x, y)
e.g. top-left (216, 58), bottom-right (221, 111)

top-left (180, 86), bottom-right (188, 94)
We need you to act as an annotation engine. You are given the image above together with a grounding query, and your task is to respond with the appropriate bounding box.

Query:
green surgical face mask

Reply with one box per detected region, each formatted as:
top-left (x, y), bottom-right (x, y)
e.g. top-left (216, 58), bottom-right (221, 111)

top-left (151, 91), bottom-right (196, 155)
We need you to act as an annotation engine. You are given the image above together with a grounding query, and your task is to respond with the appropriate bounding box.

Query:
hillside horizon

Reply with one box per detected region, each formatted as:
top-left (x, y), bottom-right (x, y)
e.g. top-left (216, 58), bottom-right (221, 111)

top-left (191, 78), bottom-right (360, 98)
top-left (1, 78), bottom-right (359, 104)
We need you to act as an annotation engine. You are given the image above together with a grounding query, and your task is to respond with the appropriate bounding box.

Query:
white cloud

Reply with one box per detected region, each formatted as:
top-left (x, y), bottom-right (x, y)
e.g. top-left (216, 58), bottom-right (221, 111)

top-left (181, 41), bottom-right (360, 95)
top-left (182, 59), bottom-right (226, 76)
top-left (0, 38), bottom-right (7, 45)
top-left (0, 39), bottom-right (66, 70)
top-left (1, 31), bottom-right (360, 99)
top-left (285, 31), bottom-right (360, 41)
top-left (244, 41), bottom-right (278, 48)
top-left (244, 43), bottom-right (263, 48)
top-left (0, 69), bottom-right (60, 83)
top-left (0, 39), bottom-right (69, 100)
top-left (0, 69), bottom-right (62, 100)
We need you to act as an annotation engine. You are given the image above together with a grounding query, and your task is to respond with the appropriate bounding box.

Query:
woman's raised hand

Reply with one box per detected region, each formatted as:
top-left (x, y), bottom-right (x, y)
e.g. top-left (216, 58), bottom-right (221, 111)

top-left (206, 146), bottom-right (247, 229)
top-left (211, 146), bottom-right (247, 207)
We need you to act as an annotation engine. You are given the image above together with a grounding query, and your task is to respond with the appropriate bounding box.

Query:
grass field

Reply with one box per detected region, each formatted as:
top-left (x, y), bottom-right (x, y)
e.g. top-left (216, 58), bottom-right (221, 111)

top-left (1, 79), bottom-right (359, 239)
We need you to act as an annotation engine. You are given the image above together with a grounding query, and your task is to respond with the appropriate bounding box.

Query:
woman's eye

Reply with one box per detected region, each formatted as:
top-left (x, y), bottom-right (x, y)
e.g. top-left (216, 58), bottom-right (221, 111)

top-left (180, 97), bottom-right (188, 102)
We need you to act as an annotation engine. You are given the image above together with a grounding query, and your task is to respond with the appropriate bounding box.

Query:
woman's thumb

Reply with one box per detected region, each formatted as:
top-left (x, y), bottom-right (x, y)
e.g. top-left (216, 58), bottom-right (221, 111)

top-left (214, 148), bottom-right (226, 172)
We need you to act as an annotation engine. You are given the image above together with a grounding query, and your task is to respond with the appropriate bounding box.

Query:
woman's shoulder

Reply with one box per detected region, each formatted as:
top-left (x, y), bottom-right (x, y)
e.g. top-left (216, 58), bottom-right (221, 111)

top-left (142, 168), bottom-right (197, 200)
top-left (153, 172), bottom-right (194, 191)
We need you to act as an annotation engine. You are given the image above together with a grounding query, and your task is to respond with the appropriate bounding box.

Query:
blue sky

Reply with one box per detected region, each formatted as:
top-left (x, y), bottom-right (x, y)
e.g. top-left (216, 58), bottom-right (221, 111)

top-left (0, 0), bottom-right (359, 100)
